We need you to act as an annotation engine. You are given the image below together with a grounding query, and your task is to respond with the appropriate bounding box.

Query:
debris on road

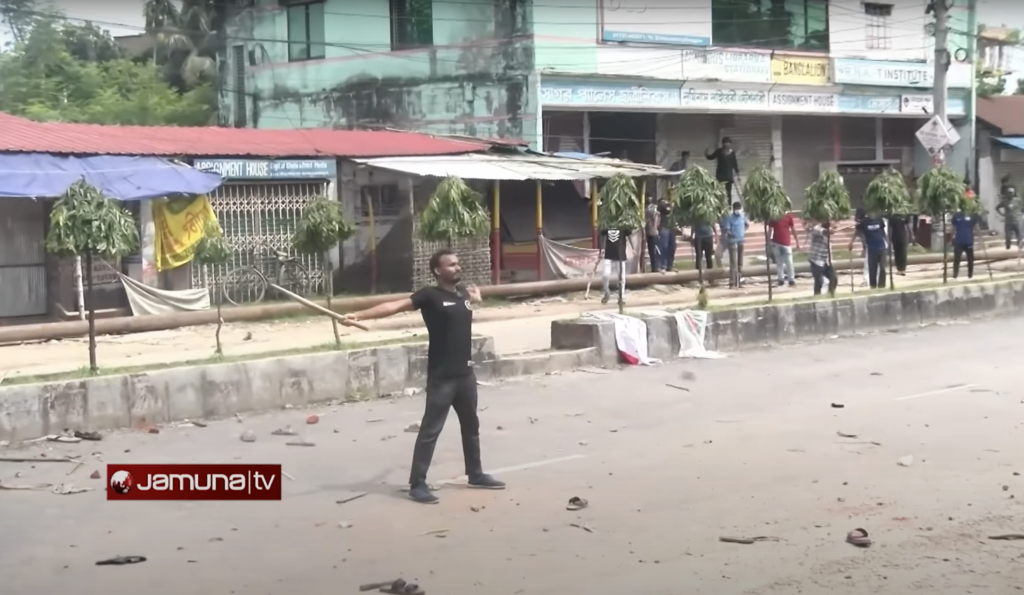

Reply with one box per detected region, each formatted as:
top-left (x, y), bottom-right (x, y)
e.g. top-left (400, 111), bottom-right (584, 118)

top-left (989, 534), bottom-right (1024, 540)
top-left (47, 433), bottom-right (81, 444)
top-left (283, 471), bottom-right (296, 481)
top-left (528, 417), bottom-right (538, 424)
top-left (897, 455), bottom-right (914, 467)
top-left (95, 555), bottom-right (147, 566)
top-left (286, 440), bottom-right (316, 447)
top-left (421, 528), bottom-right (449, 536)
top-left (146, 427), bottom-right (160, 434)
top-left (578, 367), bottom-right (610, 375)
top-left (0, 482), bottom-right (52, 491)
top-left (239, 430), bottom-right (256, 443)
top-left (831, 403), bottom-right (845, 408)
top-left (336, 492), bottom-right (367, 505)
top-left (366, 418), bottom-right (384, 423)
top-left (719, 536), bottom-right (781, 545)
top-left (338, 521), bottom-right (354, 529)
top-left (53, 483), bottom-right (91, 495)
top-left (271, 426), bottom-right (298, 436)
top-left (837, 431), bottom-right (858, 438)
top-left (74, 430), bottom-right (103, 440)
top-left (680, 371), bottom-right (697, 381)
top-left (566, 496), bottom-right (588, 511)
top-left (306, 415), bottom-right (320, 425)
top-left (0, 456), bottom-right (77, 464)
top-left (90, 470), bottom-right (101, 479)
top-left (666, 383), bottom-right (690, 392)
top-left (470, 506), bottom-right (481, 512)
top-left (578, 441), bottom-right (589, 446)
top-left (846, 528), bottom-right (872, 547)
top-left (404, 422), bottom-right (420, 433)
top-left (569, 523), bottom-right (595, 533)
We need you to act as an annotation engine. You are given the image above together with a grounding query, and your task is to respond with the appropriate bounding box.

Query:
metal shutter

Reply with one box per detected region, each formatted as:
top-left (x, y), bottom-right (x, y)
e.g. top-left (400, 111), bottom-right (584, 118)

top-left (654, 113), bottom-right (720, 198)
top-left (721, 115), bottom-right (773, 179)
top-left (781, 115), bottom-right (833, 209)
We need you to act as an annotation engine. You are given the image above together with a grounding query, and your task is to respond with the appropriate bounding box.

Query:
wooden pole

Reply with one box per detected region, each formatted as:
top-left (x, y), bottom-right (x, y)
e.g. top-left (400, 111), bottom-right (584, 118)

top-left (535, 180), bottom-right (543, 281)
top-left (268, 283), bottom-right (370, 331)
top-left (491, 181), bottom-right (501, 285)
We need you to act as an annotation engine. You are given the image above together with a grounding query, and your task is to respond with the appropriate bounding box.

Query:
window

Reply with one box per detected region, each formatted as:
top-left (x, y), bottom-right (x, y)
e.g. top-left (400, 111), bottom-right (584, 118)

top-left (390, 0), bottom-right (433, 50)
top-left (287, 1), bottom-right (325, 62)
top-left (711, 0), bottom-right (829, 51)
top-left (864, 2), bottom-right (893, 50)
top-left (360, 185), bottom-right (402, 218)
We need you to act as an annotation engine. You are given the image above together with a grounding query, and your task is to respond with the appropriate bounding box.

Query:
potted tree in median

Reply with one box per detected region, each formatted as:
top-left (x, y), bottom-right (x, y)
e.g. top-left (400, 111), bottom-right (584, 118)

top-left (45, 180), bottom-right (139, 374)
top-left (293, 197), bottom-right (355, 348)
top-left (598, 173), bottom-right (644, 314)
top-left (670, 165), bottom-right (728, 307)
top-left (194, 220), bottom-right (233, 356)
top-left (803, 170), bottom-right (852, 297)
top-left (863, 168), bottom-right (912, 290)
top-left (742, 166), bottom-right (791, 301)
top-left (419, 176), bottom-right (491, 249)
top-left (918, 166), bottom-right (965, 284)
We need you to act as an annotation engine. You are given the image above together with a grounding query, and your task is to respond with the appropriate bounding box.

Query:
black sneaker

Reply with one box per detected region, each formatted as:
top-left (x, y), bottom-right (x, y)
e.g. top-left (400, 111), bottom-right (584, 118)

top-left (601, 294), bottom-right (609, 304)
top-left (467, 474), bottom-right (506, 490)
top-left (788, 281), bottom-right (796, 288)
top-left (408, 484), bottom-right (439, 504)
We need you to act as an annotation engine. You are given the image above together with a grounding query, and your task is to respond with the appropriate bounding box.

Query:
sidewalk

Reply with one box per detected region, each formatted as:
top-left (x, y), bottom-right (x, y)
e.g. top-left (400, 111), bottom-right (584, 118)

top-left (2, 258), bottom-right (1021, 381)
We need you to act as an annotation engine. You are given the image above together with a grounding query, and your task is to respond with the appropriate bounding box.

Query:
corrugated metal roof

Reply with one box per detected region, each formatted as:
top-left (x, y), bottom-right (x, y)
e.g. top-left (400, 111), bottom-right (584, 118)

top-left (0, 113), bottom-right (489, 158)
top-left (351, 154), bottom-right (671, 181)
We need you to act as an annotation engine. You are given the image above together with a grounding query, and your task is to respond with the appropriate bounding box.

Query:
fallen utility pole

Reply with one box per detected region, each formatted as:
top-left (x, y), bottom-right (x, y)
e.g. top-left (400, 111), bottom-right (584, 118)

top-left (0, 250), bottom-right (1017, 345)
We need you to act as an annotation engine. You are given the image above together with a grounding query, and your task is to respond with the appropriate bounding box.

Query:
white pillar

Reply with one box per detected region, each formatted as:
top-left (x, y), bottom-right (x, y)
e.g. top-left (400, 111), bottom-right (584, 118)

top-left (874, 118), bottom-right (884, 162)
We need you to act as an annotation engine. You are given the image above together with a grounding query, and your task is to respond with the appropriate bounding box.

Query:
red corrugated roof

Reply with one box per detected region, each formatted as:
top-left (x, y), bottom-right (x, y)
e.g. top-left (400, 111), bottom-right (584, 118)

top-left (977, 96), bottom-right (1024, 136)
top-left (0, 113), bottom-right (490, 158)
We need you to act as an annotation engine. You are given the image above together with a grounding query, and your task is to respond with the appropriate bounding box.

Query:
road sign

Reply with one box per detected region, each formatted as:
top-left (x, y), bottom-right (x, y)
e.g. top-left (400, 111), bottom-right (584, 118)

top-left (915, 115), bottom-right (957, 156)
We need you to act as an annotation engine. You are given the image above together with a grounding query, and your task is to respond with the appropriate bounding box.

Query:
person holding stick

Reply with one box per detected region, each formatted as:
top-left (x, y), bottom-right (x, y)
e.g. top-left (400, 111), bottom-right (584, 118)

top-left (343, 249), bottom-right (504, 504)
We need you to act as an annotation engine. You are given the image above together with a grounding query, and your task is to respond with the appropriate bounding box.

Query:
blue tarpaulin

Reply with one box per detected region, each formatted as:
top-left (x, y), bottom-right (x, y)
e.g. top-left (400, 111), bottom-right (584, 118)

top-left (0, 153), bottom-right (223, 200)
top-left (996, 137), bottom-right (1024, 151)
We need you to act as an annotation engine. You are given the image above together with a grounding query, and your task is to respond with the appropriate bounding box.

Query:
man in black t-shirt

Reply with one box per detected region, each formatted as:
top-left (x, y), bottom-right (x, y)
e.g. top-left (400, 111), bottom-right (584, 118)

top-left (600, 227), bottom-right (631, 304)
top-left (344, 249), bottom-right (504, 504)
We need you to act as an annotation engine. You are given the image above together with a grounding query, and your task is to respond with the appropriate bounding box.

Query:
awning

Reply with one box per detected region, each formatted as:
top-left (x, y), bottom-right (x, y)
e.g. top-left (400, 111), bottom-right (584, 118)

top-left (0, 153), bottom-right (223, 200)
top-left (995, 137), bottom-right (1024, 151)
top-left (351, 153), bottom-right (671, 181)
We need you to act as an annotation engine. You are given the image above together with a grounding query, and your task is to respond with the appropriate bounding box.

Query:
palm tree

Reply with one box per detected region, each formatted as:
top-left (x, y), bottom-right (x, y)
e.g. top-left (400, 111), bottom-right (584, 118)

top-left (143, 0), bottom-right (241, 90)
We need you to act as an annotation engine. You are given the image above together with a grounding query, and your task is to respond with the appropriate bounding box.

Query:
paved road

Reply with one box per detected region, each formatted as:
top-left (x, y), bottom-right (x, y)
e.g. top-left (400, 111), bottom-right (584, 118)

top-left (2, 318), bottom-right (1024, 594)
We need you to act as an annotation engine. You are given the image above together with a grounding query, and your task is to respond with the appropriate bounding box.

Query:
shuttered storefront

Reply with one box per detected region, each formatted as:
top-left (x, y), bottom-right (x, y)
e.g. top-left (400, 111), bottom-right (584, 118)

top-left (0, 198), bottom-right (47, 318)
top-left (722, 115), bottom-right (774, 181)
top-left (781, 115), bottom-right (834, 209)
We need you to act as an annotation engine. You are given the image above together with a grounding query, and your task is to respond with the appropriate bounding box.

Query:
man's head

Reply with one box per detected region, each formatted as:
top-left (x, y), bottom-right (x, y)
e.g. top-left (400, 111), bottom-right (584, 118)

top-left (722, 137), bottom-right (733, 151)
top-left (658, 197), bottom-right (669, 208)
top-left (1003, 174), bottom-right (1012, 184)
top-left (429, 249), bottom-right (461, 284)
top-left (732, 201), bottom-right (741, 212)
top-left (821, 220), bottom-right (831, 230)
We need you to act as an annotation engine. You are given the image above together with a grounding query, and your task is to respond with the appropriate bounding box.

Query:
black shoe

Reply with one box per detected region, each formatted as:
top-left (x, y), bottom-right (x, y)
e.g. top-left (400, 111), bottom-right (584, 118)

top-left (601, 294), bottom-right (609, 304)
top-left (408, 484), bottom-right (439, 504)
top-left (468, 474), bottom-right (505, 490)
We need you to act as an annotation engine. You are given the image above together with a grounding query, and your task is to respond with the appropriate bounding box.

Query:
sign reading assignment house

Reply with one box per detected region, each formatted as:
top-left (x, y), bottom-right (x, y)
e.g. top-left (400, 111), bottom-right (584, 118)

top-left (194, 159), bottom-right (337, 180)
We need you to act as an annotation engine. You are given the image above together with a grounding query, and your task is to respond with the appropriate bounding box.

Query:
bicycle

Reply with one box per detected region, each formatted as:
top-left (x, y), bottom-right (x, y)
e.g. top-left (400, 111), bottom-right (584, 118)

top-left (221, 246), bottom-right (311, 306)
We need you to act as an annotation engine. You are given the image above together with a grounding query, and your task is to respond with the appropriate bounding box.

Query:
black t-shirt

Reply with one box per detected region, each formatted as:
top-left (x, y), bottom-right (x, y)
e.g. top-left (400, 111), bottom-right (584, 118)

top-left (601, 228), bottom-right (630, 261)
top-left (887, 215), bottom-right (908, 244)
top-left (410, 286), bottom-right (473, 380)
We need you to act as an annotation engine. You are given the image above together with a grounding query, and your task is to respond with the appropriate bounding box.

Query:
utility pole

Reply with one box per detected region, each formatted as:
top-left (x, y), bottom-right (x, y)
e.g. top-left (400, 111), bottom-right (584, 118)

top-left (932, 0), bottom-right (950, 165)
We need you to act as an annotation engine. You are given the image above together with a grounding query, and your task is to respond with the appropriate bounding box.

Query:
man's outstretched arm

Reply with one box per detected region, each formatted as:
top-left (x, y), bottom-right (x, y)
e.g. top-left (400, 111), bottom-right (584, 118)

top-left (345, 298), bottom-right (414, 322)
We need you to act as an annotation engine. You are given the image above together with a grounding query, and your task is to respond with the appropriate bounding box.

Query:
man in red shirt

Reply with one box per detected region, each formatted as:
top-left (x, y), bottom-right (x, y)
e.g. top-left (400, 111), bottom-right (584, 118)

top-left (768, 211), bottom-right (800, 287)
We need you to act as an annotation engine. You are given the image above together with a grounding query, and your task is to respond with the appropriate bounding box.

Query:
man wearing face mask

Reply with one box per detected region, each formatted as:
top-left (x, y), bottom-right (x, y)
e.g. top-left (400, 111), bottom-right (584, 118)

top-left (723, 201), bottom-right (749, 288)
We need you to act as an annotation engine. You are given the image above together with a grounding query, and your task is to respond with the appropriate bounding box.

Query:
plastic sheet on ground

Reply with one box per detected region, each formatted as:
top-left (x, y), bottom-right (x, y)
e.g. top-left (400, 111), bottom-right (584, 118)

top-left (119, 274), bottom-right (210, 316)
top-left (672, 310), bottom-right (726, 359)
top-left (581, 312), bottom-right (659, 366)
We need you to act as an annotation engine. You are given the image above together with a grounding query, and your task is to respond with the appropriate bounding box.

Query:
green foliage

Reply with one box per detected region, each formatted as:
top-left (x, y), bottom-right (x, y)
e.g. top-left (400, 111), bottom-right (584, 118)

top-left (0, 17), bottom-right (213, 125)
top-left (742, 166), bottom-right (791, 223)
top-left (419, 176), bottom-right (491, 243)
top-left (598, 174), bottom-right (643, 231)
top-left (918, 167), bottom-right (966, 216)
top-left (670, 166), bottom-right (728, 227)
top-left (194, 220), bottom-right (233, 265)
top-left (863, 169), bottom-right (913, 216)
top-left (976, 65), bottom-right (1007, 98)
top-left (144, 0), bottom-right (248, 91)
top-left (45, 181), bottom-right (139, 258)
top-left (293, 198), bottom-right (355, 255)
top-left (804, 170), bottom-right (852, 223)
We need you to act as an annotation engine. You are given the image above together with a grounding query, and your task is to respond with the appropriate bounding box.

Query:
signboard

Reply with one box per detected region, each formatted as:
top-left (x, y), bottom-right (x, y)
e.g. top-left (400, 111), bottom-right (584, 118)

top-left (769, 92), bottom-right (838, 112)
top-left (194, 159), bottom-right (336, 180)
top-left (771, 55), bottom-right (830, 85)
top-left (915, 115), bottom-right (957, 156)
top-left (680, 88), bottom-right (769, 110)
top-left (681, 50), bottom-right (772, 83)
top-left (539, 83), bottom-right (681, 107)
top-left (600, 0), bottom-right (711, 47)
top-left (901, 94), bottom-right (934, 114)
top-left (836, 95), bottom-right (901, 114)
top-left (834, 58), bottom-right (932, 87)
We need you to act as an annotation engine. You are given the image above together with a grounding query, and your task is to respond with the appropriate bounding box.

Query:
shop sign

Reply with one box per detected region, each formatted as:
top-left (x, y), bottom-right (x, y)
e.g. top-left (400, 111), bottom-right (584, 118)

top-left (834, 58), bottom-right (933, 87)
top-left (681, 50), bottom-right (772, 83)
top-left (771, 55), bottom-right (830, 85)
top-left (837, 95), bottom-right (901, 114)
top-left (193, 158), bottom-right (336, 180)
top-left (680, 88), bottom-right (769, 110)
top-left (901, 94), bottom-right (934, 114)
top-left (539, 83), bottom-right (681, 107)
top-left (769, 92), bottom-right (838, 112)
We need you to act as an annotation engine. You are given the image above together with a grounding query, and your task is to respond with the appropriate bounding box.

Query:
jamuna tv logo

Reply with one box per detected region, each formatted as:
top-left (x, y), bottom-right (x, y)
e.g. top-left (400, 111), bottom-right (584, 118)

top-left (106, 464), bottom-right (283, 501)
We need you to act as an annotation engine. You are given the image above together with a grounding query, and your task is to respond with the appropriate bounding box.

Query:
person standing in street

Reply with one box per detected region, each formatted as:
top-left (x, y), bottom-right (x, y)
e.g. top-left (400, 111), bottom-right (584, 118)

top-left (705, 138), bottom-right (741, 202)
top-left (723, 201), bottom-right (749, 288)
top-left (692, 219), bottom-right (716, 273)
top-left (887, 213), bottom-right (911, 276)
top-left (343, 249), bottom-right (504, 505)
top-left (600, 225), bottom-right (631, 304)
top-left (807, 220), bottom-right (835, 295)
top-left (996, 181), bottom-right (1021, 250)
top-left (768, 210), bottom-right (800, 287)
top-left (657, 198), bottom-right (677, 272)
top-left (644, 199), bottom-right (661, 272)
top-left (849, 212), bottom-right (887, 289)
top-left (951, 209), bottom-right (978, 280)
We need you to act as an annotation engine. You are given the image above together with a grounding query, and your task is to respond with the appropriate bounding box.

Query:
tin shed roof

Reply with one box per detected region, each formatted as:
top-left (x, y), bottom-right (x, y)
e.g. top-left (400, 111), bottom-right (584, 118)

top-left (977, 96), bottom-right (1024, 136)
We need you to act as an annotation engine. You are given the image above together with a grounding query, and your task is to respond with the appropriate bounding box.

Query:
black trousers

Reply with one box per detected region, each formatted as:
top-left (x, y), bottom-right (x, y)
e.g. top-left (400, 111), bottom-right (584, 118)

top-left (694, 236), bottom-right (714, 270)
top-left (724, 181), bottom-right (734, 202)
top-left (646, 235), bottom-right (660, 272)
top-left (867, 249), bottom-right (886, 288)
top-left (893, 241), bottom-right (908, 272)
top-left (1006, 223), bottom-right (1021, 249)
top-left (409, 373), bottom-right (482, 487)
top-left (810, 262), bottom-right (835, 295)
top-left (953, 244), bottom-right (974, 279)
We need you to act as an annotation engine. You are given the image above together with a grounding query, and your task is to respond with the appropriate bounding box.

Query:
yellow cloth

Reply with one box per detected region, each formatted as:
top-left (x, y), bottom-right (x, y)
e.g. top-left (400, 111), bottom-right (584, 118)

top-left (153, 195), bottom-right (220, 271)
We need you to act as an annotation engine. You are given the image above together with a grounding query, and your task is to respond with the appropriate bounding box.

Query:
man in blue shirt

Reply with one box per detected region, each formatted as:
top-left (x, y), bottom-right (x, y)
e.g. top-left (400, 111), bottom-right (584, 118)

top-left (722, 201), bottom-right (749, 288)
top-left (849, 213), bottom-right (887, 289)
top-left (951, 210), bottom-right (978, 279)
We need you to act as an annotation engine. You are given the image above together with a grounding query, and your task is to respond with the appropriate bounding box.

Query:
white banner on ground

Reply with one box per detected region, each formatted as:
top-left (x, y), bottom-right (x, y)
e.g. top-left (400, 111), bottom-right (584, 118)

top-left (119, 273), bottom-right (211, 316)
top-left (539, 233), bottom-right (642, 280)
top-left (581, 312), bottom-right (660, 366)
top-left (673, 310), bottom-right (726, 359)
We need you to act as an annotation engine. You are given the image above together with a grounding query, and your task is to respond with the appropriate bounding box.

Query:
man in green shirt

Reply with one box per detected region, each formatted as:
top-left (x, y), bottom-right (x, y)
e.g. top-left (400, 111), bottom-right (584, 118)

top-left (996, 175), bottom-right (1021, 250)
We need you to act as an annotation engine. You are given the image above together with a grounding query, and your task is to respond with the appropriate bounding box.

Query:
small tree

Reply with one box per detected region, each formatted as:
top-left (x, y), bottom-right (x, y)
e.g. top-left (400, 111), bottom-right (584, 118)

top-left (919, 167), bottom-right (965, 284)
top-left (804, 170), bottom-right (852, 297)
top-left (598, 173), bottom-right (643, 314)
top-left (194, 220), bottom-right (233, 356)
top-left (863, 169), bottom-right (913, 289)
top-left (419, 176), bottom-right (490, 248)
top-left (670, 166), bottom-right (728, 301)
top-left (742, 166), bottom-right (791, 301)
top-left (45, 180), bottom-right (139, 373)
top-left (293, 198), bottom-right (355, 348)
